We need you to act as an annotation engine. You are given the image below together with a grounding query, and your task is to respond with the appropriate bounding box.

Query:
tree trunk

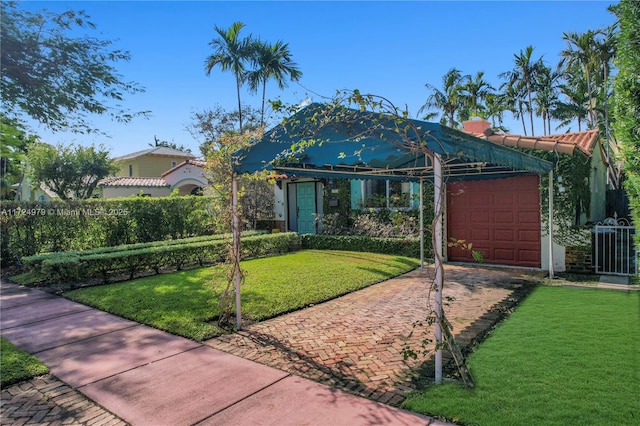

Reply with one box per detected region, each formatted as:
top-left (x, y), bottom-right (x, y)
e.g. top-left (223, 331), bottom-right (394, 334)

top-left (236, 78), bottom-right (243, 134)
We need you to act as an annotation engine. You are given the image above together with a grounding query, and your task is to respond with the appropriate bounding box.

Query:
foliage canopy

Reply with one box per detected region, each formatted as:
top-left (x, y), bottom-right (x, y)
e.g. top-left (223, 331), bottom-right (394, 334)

top-left (0, 1), bottom-right (148, 134)
top-left (26, 142), bottom-right (117, 199)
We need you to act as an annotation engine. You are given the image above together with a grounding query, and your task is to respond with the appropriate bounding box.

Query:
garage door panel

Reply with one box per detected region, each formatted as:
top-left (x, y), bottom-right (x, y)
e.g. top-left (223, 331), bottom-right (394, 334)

top-left (518, 250), bottom-right (541, 262)
top-left (518, 193), bottom-right (540, 206)
top-left (471, 229), bottom-right (490, 241)
top-left (494, 229), bottom-right (514, 241)
top-left (447, 175), bottom-right (541, 267)
top-left (494, 194), bottom-right (514, 205)
top-left (494, 212), bottom-right (514, 223)
top-left (470, 212), bottom-right (490, 224)
top-left (519, 230), bottom-right (540, 242)
top-left (494, 249), bottom-right (515, 261)
top-left (469, 193), bottom-right (490, 206)
top-left (518, 211), bottom-right (540, 224)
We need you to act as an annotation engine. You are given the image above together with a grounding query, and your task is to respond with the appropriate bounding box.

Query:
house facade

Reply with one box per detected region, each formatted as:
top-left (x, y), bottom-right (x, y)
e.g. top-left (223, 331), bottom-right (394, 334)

top-left (270, 118), bottom-right (603, 273)
top-left (98, 148), bottom-right (208, 198)
top-left (17, 146), bottom-right (209, 200)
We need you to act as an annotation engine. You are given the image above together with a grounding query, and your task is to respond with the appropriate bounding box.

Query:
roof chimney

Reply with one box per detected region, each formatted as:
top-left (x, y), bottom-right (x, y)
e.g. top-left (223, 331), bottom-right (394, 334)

top-left (463, 119), bottom-right (492, 135)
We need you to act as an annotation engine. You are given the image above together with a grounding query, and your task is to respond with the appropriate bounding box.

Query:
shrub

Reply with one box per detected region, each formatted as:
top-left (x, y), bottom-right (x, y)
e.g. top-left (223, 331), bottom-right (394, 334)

top-left (34, 232), bottom-right (299, 285)
top-left (21, 231), bottom-right (267, 275)
top-left (300, 234), bottom-right (424, 258)
top-left (0, 196), bottom-right (215, 265)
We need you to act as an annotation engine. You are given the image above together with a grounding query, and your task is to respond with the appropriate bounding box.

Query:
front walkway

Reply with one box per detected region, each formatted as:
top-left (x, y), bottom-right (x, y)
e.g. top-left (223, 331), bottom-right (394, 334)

top-left (0, 280), bottom-right (442, 426)
top-left (206, 264), bottom-right (542, 405)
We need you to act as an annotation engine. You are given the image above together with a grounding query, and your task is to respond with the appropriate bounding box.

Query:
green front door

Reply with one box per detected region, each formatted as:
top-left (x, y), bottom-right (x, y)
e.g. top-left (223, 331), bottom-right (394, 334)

top-left (297, 182), bottom-right (317, 234)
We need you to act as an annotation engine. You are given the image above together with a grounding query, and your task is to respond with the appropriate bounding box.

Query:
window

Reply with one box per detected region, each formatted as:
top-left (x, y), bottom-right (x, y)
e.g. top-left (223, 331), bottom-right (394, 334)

top-left (171, 161), bottom-right (178, 168)
top-left (128, 164), bottom-right (133, 177)
top-left (361, 180), bottom-right (412, 208)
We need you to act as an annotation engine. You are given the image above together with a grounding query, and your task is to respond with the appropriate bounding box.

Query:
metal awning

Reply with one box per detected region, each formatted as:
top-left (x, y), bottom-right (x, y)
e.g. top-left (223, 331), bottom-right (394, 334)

top-left (234, 103), bottom-right (553, 180)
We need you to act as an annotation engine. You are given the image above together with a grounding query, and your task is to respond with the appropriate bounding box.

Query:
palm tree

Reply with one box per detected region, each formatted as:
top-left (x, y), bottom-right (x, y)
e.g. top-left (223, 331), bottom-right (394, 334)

top-left (533, 64), bottom-right (561, 135)
top-left (555, 74), bottom-right (590, 132)
top-left (246, 40), bottom-right (302, 127)
top-left (593, 25), bottom-right (617, 159)
top-left (463, 71), bottom-right (495, 119)
top-left (499, 81), bottom-right (529, 135)
top-left (560, 30), bottom-right (600, 129)
top-left (419, 68), bottom-right (470, 128)
top-left (484, 92), bottom-right (507, 131)
top-left (499, 45), bottom-right (544, 136)
top-left (205, 22), bottom-right (253, 134)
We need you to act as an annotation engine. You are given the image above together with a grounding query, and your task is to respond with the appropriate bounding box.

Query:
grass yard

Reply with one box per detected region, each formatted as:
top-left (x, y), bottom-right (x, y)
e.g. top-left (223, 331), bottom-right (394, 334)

top-left (65, 250), bottom-right (419, 341)
top-left (402, 286), bottom-right (640, 426)
top-left (1, 338), bottom-right (49, 387)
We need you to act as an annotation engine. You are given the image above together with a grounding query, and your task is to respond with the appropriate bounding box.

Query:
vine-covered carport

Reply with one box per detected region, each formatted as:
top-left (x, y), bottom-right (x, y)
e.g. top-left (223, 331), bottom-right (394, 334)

top-left (231, 102), bottom-right (554, 383)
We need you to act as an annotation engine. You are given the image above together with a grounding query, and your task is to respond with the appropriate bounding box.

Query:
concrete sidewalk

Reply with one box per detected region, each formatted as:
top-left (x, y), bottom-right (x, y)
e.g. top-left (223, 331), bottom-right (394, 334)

top-left (0, 281), bottom-right (449, 426)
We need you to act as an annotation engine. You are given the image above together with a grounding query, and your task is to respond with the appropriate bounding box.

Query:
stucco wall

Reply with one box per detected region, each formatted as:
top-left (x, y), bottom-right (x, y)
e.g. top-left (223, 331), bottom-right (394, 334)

top-left (117, 155), bottom-right (191, 178)
top-left (590, 141), bottom-right (607, 222)
top-left (164, 164), bottom-right (207, 188)
top-left (101, 187), bottom-right (172, 198)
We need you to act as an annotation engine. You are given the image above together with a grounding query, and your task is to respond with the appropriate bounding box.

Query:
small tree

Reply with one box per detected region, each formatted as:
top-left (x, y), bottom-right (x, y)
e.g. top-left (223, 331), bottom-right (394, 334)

top-left (188, 105), bottom-right (262, 157)
top-left (27, 142), bottom-right (116, 199)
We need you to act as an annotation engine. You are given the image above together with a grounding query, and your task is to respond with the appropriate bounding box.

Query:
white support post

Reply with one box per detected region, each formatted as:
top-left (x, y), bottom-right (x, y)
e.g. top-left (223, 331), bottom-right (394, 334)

top-left (433, 154), bottom-right (443, 384)
top-left (419, 177), bottom-right (424, 268)
top-left (232, 174), bottom-right (242, 330)
top-left (548, 170), bottom-right (554, 280)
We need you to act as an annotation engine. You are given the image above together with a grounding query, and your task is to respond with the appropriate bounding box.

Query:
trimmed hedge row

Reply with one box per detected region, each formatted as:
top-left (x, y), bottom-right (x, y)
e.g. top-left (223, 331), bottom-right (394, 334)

top-left (21, 230), bottom-right (267, 274)
top-left (37, 232), bottom-right (299, 285)
top-left (300, 234), bottom-right (425, 259)
top-left (0, 197), bottom-right (215, 265)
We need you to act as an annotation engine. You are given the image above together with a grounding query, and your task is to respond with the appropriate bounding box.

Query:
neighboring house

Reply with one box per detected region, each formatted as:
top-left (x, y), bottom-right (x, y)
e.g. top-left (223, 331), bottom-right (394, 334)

top-left (113, 146), bottom-right (196, 178)
top-left (17, 146), bottom-right (209, 200)
top-left (14, 179), bottom-right (59, 201)
top-left (97, 148), bottom-right (208, 198)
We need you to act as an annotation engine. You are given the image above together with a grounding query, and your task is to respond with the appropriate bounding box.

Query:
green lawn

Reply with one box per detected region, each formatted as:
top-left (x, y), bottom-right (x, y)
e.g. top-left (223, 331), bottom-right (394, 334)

top-left (1, 338), bottom-right (49, 387)
top-left (402, 287), bottom-right (640, 426)
top-left (65, 250), bottom-right (419, 341)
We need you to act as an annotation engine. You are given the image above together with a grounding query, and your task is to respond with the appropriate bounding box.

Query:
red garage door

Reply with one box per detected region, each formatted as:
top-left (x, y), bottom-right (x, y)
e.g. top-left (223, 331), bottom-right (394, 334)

top-left (447, 174), bottom-right (541, 268)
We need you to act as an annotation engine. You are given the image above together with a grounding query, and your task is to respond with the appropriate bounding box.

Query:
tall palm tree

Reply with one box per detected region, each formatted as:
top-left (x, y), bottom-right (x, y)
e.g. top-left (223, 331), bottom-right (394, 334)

top-left (484, 92), bottom-right (507, 131)
top-left (533, 64), bottom-right (561, 135)
top-left (593, 25), bottom-right (617, 158)
top-left (561, 30), bottom-right (600, 129)
top-left (463, 71), bottom-right (495, 119)
top-left (205, 22), bottom-right (253, 134)
top-left (555, 74), bottom-right (590, 132)
top-left (499, 46), bottom-right (545, 136)
top-left (246, 40), bottom-right (302, 127)
top-left (419, 68), bottom-right (470, 128)
top-left (499, 81), bottom-right (529, 135)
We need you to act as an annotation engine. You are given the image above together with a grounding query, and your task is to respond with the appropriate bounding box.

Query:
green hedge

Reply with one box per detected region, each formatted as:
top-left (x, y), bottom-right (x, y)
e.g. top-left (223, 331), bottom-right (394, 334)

top-left (21, 230), bottom-right (267, 274)
top-left (300, 234), bottom-right (424, 258)
top-left (36, 232), bottom-right (299, 285)
top-left (0, 197), bottom-right (216, 265)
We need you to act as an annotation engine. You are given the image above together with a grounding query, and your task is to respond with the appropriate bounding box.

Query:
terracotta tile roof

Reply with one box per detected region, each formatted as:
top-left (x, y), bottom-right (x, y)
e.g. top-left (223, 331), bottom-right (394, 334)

top-left (161, 159), bottom-right (207, 177)
top-left (113, 147), bottom-right (196, 161)
top-left (462, 120), bottom-right (599, 157)
top-left (98, 177), bottom-right (169, 187)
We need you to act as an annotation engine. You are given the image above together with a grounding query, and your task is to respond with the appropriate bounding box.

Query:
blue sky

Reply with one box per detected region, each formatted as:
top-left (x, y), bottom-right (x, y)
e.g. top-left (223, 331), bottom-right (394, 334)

top-left (19, 1), bottom-right (617, 158)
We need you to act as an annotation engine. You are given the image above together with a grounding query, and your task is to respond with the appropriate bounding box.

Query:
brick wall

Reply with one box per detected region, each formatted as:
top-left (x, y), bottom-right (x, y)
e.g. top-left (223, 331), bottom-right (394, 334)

top-left (565, 246), bottom-right (593, 274)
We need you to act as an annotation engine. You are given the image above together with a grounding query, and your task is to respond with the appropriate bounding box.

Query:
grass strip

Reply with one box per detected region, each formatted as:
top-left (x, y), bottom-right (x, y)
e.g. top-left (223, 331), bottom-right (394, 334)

top-left (65, 250), bottom-right (420, 341)
top-left (402, 286), bottom-right (640, 426)
top-left (1, 338), bottom-right (49, 387)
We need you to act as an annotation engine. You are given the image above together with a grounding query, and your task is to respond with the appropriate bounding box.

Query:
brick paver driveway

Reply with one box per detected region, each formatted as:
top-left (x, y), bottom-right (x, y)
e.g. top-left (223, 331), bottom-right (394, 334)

top-left (206, 264), bottom-right (542, 405)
